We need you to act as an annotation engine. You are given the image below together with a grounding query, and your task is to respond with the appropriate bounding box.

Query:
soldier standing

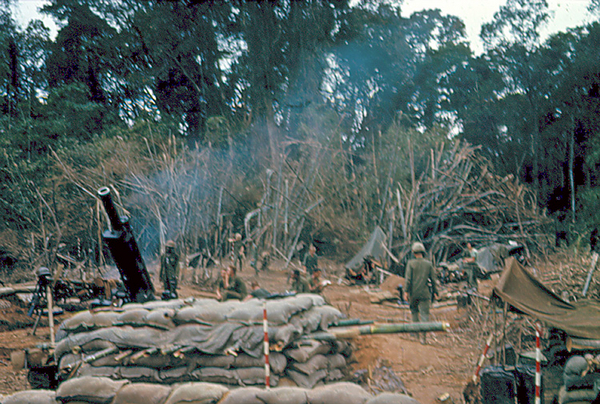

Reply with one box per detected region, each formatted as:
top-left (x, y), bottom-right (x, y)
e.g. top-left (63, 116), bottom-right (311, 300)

top-left (404, 242), bottom-right (438, 344)
top-left (160, 240), bottom-right (179, 299)
top-left (462, 242), bottom-right (479, 289)
top-left (303, 244), bottom-right (319, 276)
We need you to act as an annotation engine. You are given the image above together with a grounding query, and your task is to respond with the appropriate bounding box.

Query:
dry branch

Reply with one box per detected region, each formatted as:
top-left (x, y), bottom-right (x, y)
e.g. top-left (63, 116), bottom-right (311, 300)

top-left (394, 141), bottom-right (551, 263)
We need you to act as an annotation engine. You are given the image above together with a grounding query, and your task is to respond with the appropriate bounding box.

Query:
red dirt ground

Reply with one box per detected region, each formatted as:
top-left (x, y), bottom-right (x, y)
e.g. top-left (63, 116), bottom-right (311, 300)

top-left (0, 258), bottom-right (491, 403)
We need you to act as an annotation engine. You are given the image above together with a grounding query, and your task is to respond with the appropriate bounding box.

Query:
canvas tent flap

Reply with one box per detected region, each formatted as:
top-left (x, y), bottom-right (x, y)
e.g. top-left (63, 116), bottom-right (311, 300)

top-left (345, 227), bottom-right (387, 271)
top-left (476, 244), bottom-right (508, 271)
top-left (494, 258), bottom-right (600, 339)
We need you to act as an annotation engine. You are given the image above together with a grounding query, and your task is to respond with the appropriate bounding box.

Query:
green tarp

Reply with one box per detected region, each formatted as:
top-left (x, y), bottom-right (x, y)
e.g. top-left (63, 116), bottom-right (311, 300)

top-left (494, 257), bottom-right (600, 339)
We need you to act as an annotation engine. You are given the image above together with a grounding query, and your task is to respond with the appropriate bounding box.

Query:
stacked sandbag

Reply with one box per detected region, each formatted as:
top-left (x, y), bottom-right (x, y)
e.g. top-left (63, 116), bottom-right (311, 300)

top-left (284, 339), bottom-right (353, 388)
top-left (54, 295), bottom-right (353, 387)
top-left (0, 390), bottom-right (56, 404)
top-left (0, 379), bottom-right (421, 404)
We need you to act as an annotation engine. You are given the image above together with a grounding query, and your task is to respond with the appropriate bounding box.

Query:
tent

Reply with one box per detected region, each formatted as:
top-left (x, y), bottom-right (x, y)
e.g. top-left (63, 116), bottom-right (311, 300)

top-left (345, 226), bottom-right (387, 271)
top-left (475, 243), bottom-right (525, 273)
top-left (494, 257), bottom-right (600, 339)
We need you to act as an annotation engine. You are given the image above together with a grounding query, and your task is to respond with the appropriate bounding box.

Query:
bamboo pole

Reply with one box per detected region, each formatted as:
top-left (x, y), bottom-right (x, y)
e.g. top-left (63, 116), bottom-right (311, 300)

top-left (272, 160), bottom-right (283, 252)
top-left (47, 283), bottom-right (55, 347)
top-left (215, 187), bottom-right (223, 255)
top-left (397, 188), bottom-right (407, 241)
top-left (304, 322), bottom-right (449, 341)
top-left (284, 179), bottom-right (289, 251)
top-left (567, 336), bottom-right (600, 351)
top-left (501, 301), bottom-right (507, 366)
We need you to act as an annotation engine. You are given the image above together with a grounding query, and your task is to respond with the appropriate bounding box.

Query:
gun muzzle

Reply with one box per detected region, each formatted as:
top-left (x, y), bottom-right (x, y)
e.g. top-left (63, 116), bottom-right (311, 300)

top-left (98, 187), bottom-right (122, 231)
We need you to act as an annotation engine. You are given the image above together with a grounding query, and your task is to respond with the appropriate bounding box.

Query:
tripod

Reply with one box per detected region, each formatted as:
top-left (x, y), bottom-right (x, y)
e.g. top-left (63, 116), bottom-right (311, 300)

top-left (28, 269), bottom-right (54, 344)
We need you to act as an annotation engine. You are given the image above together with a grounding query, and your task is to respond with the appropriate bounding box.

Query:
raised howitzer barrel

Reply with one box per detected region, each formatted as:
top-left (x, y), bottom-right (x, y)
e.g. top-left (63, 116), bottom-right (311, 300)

top-left (98, 187), bottom-right (155, 303)
top-left (305, 321), bottom-right (449, 341)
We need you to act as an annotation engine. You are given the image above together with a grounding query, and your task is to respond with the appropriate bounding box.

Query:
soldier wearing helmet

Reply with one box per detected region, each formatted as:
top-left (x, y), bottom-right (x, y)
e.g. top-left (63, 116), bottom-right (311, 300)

top-left (37, 266), bottom-right (51, 279)
top-left (404, 242), bottom-right (438, 344)
top-left (160, 239), bottom-right (179, 299)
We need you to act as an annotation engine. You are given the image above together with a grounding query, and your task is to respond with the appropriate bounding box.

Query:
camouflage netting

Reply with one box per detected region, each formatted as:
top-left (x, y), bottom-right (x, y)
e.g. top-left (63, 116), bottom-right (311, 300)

top-left (0, 378), bottom-right (421, 404)
top-left (53, 295), bottom-right (353, 388)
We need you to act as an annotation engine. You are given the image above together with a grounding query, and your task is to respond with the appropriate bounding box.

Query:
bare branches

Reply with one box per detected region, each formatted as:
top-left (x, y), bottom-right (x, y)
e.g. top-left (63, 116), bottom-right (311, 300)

top-left (395, 141), bottom-right (551, 262)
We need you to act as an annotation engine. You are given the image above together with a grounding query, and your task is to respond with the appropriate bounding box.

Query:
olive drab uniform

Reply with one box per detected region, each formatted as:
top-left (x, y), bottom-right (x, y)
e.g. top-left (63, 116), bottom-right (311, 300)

top-left (160, 245), bottom-right (179, 298)
top-left (231, 234), bottom-right (244, 271)
top-left (464, 246), bottom-right (479, 289)
top-left (405, 257), bottom-right (437, 323)
top-left (260, 251), bottom-right (270, 272)
top-left (223, 275), bottom-right (247, 301)
top-left (303, 250), bottom-right (319, 276)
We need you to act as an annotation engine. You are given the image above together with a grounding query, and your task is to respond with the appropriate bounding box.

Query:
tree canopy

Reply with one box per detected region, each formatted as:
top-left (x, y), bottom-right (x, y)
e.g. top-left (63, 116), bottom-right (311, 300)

top-left (1, 0), bottom-right (599, 277)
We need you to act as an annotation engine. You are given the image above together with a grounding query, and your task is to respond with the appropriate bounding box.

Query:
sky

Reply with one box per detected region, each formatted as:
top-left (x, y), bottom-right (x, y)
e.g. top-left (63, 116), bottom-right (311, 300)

top-left (13, 0), bottom-right (58, 34)
top-left (13, 0), bottom-right (596, 55)
top-left (401, 0), bottom-right (595, 53)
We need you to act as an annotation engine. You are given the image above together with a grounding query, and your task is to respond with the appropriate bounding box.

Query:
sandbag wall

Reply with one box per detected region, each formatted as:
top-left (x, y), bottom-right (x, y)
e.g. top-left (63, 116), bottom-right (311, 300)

top-left (54, 294), bottom-right (352, 388)
top-left (1, 378), bottom-right (421, 404)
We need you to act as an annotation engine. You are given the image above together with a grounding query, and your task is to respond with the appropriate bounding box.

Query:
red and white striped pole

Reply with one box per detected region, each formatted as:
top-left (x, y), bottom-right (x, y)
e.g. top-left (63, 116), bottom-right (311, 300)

top-left (535, 324), bottom-right (542, 404)
top-left (473, 333), bottom-right (494, 382)
top-left (263, 300), bottom-right (270, 390)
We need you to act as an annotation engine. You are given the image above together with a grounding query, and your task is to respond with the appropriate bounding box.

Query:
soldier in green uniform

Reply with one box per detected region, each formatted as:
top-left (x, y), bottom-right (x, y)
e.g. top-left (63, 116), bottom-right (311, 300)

top-left (221, 265), bottom-right (247, 301)
top-left (260, 250), bottom-right (270, 272)
top-left (303, 244), bottom-right (319, 276)
top-left (403, 242), bottom-right (438, 344)
top-left (244, 280), bottom-right (271, 301)
top-left (290, 270), bottom-right (310, 294)
top-left (159, 240), bottom-right (179, 299)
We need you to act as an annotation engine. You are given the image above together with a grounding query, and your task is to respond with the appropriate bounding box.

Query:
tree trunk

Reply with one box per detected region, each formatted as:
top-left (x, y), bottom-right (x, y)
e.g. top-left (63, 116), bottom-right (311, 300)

top-left (265, 97), bottom-right (280, 168)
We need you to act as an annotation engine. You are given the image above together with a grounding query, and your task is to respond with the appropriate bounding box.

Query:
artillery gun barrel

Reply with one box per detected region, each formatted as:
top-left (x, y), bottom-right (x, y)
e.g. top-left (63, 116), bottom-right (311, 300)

top-left (305, 321), bottom-right (449, 341)
top-left (357, 322), bottom-right (449, 334)
top-left (98, 187), bottom-right (155, 303)
top-left (98, 187), bottom-right (123, 231)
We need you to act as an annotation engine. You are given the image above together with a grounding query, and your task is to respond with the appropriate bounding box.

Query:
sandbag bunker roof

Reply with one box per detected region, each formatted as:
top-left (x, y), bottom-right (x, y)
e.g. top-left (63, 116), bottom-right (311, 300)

top-left (53, 294), bottom-right (355, 389)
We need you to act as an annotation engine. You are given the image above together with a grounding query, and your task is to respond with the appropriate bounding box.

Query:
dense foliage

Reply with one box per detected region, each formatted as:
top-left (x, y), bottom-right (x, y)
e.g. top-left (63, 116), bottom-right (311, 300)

top-left (0, 0), bottom-right (599, 275)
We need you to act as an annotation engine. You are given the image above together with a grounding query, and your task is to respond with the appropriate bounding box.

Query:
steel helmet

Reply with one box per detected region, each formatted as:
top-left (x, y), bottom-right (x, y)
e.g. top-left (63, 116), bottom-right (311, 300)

top-left (37, 267), bottom-right (51, 277)
top-left (411, 242), bottom-right (426, 254)
top-left (166, 240), bottom-right (176, 248)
